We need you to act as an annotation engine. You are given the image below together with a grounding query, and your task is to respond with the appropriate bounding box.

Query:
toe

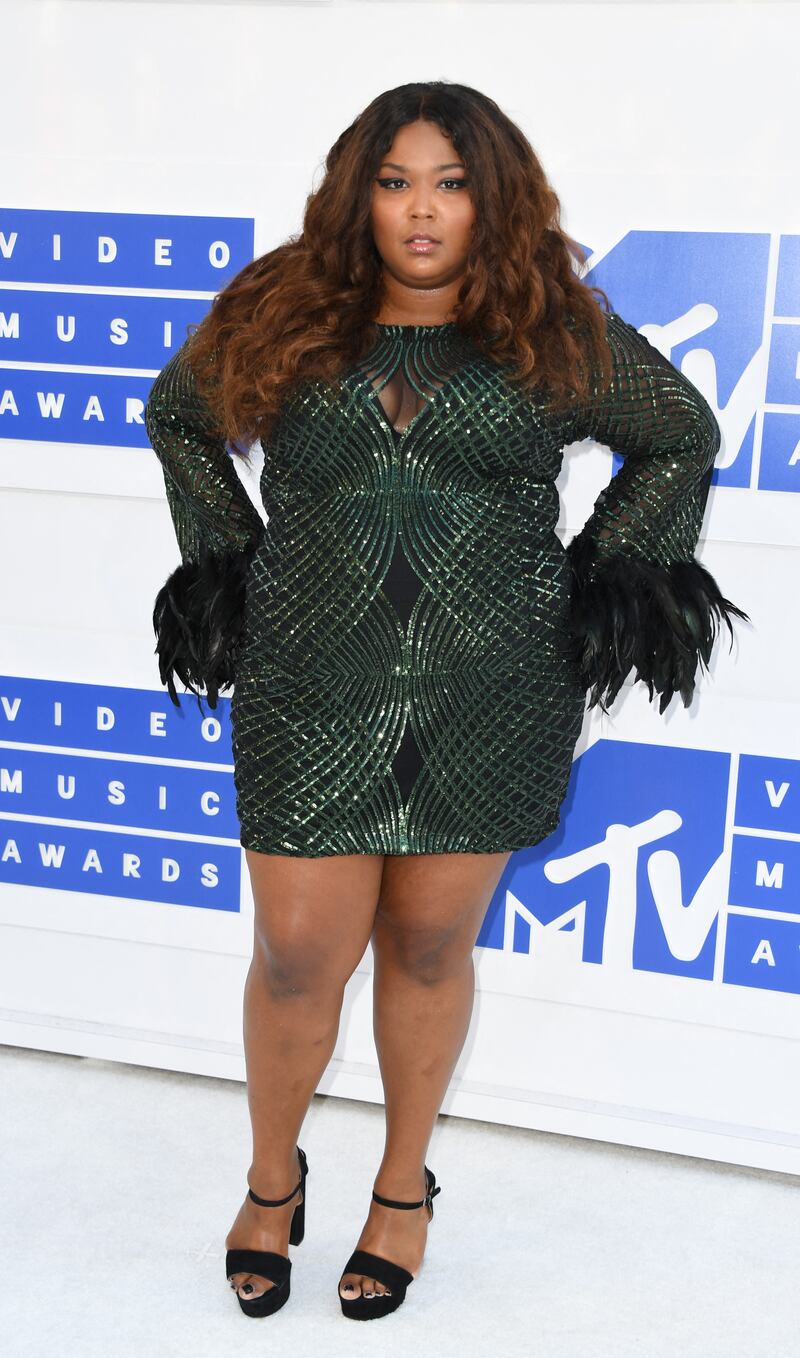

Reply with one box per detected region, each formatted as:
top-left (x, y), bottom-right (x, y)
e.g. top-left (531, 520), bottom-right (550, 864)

top-left (233, 1272), bottom-right (274, 1299)
top-left (339, 1272), bottom-right (394, 1300)
top-left (339, 1272), bottom-right (361, 1299)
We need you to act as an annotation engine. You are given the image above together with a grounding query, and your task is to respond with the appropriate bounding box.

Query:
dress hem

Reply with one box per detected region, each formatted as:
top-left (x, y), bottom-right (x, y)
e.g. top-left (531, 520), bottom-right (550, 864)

top-left (238, 822), bottom-right (561, 857)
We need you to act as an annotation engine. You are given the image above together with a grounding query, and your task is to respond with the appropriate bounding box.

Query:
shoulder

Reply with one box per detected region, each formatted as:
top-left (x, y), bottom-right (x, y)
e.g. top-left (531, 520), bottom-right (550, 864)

top-left (145, 335), bottom-right (221, 437)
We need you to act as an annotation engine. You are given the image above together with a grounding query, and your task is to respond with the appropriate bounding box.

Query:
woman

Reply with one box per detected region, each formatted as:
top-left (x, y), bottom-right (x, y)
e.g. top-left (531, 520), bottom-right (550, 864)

top-left (144, 82), bottom-right (748, 1322)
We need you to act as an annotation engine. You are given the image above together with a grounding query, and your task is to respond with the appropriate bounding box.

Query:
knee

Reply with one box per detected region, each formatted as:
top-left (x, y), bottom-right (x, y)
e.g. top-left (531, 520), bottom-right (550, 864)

top-left (252, 925), bottom-right (337, 1001)
top-left (372, 912), bottom-right (471, 986)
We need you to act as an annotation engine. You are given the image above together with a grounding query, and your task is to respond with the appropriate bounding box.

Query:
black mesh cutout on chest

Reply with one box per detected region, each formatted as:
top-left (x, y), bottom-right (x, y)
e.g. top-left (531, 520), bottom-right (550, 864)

top-left (371, 364), bottom-right (429, 431)
top-left (359, 325), bottom-right (473, 433)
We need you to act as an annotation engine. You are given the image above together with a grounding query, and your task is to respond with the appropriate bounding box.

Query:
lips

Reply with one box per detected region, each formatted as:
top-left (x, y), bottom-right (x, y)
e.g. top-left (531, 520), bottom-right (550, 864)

top-left (405, 234), bottom-right (441, 255)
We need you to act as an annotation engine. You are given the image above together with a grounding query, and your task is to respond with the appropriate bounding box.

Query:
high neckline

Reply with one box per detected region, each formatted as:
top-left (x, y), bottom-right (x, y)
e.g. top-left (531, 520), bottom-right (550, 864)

top-left (374, 321), bottom-right (457, 331)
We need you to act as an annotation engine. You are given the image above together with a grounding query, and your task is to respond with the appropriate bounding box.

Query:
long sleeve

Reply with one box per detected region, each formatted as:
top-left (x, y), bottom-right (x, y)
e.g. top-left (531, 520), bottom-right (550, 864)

top-left (144, 338), bottom-right (266, 709)
top-left (563, 310), bottom-right (749, 714)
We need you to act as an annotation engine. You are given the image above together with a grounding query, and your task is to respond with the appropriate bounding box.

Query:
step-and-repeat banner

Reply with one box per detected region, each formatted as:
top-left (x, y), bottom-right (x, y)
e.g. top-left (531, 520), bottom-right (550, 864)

top-left (1, 1), bottom-right (797, 1174)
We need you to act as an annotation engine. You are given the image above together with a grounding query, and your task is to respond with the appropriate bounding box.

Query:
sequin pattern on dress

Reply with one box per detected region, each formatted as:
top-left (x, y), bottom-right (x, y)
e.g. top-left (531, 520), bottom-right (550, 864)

top-left (144, 312), bottom-right (747, 856)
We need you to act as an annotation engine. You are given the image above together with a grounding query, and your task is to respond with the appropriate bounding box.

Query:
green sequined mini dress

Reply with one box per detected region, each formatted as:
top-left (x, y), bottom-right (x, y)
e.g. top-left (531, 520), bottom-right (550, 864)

top-left (145, 312), bottom-right (746, 857)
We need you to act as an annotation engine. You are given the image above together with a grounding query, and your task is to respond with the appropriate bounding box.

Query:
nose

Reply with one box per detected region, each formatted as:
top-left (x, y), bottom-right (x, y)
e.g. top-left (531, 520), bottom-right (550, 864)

top-left (409, 208), bottom-right (436, 228)
top-left (406, 185), bottom-right (436, 215)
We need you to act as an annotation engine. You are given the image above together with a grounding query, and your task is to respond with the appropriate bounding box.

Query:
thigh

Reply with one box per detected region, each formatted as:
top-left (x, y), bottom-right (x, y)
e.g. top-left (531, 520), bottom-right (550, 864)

top-left (374, 851), bottom-right (512, 950)
top-left (245, 849), bottom-right (386, 987)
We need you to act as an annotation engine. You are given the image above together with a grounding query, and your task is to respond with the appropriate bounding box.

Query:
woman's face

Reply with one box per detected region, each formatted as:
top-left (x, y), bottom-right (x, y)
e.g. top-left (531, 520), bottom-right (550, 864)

top-left (369, 118), bottom-right (475, 293)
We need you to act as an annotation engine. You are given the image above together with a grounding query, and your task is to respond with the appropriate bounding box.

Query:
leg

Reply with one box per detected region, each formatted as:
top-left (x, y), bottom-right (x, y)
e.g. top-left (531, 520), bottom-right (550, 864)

top-left (338, 850), bottom-right (511, 1300)
top-left (227, 849), bottom-right (385, 1302)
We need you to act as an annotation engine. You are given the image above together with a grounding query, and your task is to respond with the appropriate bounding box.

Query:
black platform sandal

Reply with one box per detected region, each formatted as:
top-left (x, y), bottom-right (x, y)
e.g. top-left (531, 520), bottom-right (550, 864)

top-left (225, 1145), bottom-right (308, 1318)
top-left (338, 1166), bottom-right (441, 1320)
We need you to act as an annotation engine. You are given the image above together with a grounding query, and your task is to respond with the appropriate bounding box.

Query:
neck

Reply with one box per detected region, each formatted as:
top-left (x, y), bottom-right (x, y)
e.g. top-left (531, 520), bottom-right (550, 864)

top-left (374, 276), bottom-right (462, 327)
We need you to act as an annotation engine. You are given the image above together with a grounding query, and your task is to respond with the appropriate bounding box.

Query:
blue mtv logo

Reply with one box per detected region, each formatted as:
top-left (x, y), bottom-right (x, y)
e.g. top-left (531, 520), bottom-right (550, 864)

top-left (478, 740), bottom-right (731, 980)
top-left (581, 230), bottom-right (800, 495)
top-left (478, 739), bottom-right (800, 998)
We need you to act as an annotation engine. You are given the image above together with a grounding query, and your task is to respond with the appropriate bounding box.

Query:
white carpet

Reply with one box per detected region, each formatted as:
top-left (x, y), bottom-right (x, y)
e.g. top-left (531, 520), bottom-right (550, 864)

top-left (2, 1044), bottom-right (797, 1357)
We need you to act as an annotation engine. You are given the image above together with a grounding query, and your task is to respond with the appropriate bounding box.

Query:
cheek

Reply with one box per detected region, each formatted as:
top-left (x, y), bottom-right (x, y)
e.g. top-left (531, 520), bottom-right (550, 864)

top-left (451, 203), bottom-right (476, 250)
top-left (370, 200), bottom-right (399, 245)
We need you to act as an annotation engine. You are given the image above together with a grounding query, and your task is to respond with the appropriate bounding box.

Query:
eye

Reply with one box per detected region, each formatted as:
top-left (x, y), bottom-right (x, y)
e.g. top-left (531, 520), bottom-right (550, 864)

top-left (375, 177), bottom-right (470, 191)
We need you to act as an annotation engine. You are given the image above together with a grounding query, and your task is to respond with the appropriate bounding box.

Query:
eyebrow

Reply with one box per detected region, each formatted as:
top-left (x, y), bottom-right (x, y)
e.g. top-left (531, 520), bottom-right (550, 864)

top-left (378, 161), bottom-right (465, 172)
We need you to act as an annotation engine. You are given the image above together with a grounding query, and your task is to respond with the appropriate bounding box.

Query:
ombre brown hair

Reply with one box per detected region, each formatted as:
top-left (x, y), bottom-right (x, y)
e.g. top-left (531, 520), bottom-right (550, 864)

top-left (183, 81), bottom-right (614, 457)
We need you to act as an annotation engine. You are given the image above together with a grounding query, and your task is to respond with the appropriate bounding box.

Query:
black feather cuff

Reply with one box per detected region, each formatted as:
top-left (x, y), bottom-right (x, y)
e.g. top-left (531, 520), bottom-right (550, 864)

top-left (562, 534), bottom-right (750, 715)
top-left (152, 539), bottom-right (259, 710)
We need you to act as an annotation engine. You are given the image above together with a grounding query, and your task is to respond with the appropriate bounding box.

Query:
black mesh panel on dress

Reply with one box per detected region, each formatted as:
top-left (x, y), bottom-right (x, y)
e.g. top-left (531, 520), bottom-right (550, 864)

top-left (365, 339), bottom-right (474, 809)
top-left (384, 423), bottom-right (425, 801)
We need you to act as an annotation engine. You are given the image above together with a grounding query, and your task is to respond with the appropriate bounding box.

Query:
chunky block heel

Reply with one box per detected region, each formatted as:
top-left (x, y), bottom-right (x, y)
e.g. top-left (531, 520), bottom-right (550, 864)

top-left (338, 1166), bottom-right (441, 1320)
top-left (225, 1145), bottom-right (308, 1317)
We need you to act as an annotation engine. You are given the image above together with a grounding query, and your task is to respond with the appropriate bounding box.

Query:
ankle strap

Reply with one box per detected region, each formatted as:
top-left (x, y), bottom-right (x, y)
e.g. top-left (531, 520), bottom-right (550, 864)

top-left (372, 1169), bottom-right (441, 1212)
top-left (248, 1178), bottom-right (302, 1208)
top-left (247, 1146), bottom-right (306, 1208)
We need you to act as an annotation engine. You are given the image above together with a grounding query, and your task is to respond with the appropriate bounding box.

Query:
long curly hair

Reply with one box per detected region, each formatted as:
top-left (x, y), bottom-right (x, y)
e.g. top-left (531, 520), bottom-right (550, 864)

top-left (183, 80), bottom-right (613, 458)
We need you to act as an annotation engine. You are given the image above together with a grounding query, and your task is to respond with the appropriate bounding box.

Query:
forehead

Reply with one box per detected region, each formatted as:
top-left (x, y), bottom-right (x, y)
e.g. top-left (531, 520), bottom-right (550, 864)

top-left (380, 119), bottom-right (464, 169)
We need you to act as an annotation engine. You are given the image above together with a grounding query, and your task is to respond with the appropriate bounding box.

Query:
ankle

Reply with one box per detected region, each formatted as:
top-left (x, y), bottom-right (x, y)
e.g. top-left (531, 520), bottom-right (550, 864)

top-left (247, 1149), bottom-right (301, 1199)
top-left (373, 1164), bottom-right (428, 1201)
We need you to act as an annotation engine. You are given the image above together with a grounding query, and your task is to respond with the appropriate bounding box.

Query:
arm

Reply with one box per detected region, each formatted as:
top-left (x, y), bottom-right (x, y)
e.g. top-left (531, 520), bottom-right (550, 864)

top-left (563, 310), bottom-right (749, 714)
top-left (144, 338), bottom-right (266, 709)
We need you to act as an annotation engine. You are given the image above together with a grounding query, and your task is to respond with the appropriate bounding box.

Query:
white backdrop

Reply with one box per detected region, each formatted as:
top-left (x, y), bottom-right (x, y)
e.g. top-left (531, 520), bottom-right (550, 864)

top-left (1, 0), bottom-right (799, 1175)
